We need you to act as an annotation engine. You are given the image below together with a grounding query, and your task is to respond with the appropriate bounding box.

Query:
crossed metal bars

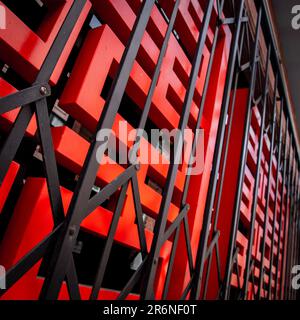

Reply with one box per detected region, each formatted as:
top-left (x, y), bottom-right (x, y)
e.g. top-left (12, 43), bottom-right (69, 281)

top-left (0, 0), bottom-right (299, 300)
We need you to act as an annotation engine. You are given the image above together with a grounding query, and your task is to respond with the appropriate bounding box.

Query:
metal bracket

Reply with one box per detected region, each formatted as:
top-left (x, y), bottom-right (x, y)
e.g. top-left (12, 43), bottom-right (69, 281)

top-left (0, 83), bottom-right (51, 115)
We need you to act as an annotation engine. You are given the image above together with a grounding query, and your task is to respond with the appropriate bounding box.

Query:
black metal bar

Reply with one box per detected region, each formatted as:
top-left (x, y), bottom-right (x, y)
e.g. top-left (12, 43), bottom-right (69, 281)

top-left (0, 0), bottom-right (299, 302)
top-left (162, 225), bottom-right (180, 300)
top-left (257, 90), bottom-right (281, 298)
top-left (161, 205), bottom-right (188, 243)
top-left (0, 225), bottom-right (62, 295)
top-left (274, 122), bottom-right (290, 299)
top-left (133, 0), bottom-right (180, 146)
top-left (91, 0), bottom-right (180, 299)
top-left (267, 101), bottom-right (284, 299)
top-left (131, 173), bottom-right (148, 257)
top-left (90, 182), bottom-right (129, 300)
top-left (117, 257), bottom-right (148, 300)
top-left (223, 5), bottom-right (263, 299)
top-left (288, 169), bottom-right (299, 299)
top-left (180, 277), bottom-right (194, 300)
top-left (287, 172), bottom-right (297, 299)
top-left (87, 165), bottom-right (136, 214)
top-left (35, 98), bottom-right (65, 226)
top-left (190, 0), bottom-right (246, 300)
top-left (279, 139), bottom-right (293, 299)
top-left (0, 105), bottom-right (35, 184)
top-left (160, 1), bottom-right (225, 299)
top-left (293, 186), bottom-right (300, 299)
top-left (284, 151), bottom-right (296, 298)
top-left (0, 83), bottom-right (50, 115)
top-left (0, 0), bottom-right (88, 185)
top-left (205, 231), bottom-right (220, 261)
top-left (39, 0), bottom-right (155, 300)
top-left (65, 256), bottom-right (81, 300)
top-left (141, 0), bottom-right (215, 300)
top-left (260, 1), bottom-right (300, 166)
top-left (242, 43), bottom-right (272, 299)
top-left (202, 29), bottom-right (242, 299)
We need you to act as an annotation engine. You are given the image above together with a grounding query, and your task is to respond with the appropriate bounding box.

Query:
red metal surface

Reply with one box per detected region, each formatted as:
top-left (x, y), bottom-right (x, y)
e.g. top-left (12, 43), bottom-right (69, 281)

top-left (0, 0), bottom-right (292, 300)
top-left (0, 162), bottom-right (19, 213)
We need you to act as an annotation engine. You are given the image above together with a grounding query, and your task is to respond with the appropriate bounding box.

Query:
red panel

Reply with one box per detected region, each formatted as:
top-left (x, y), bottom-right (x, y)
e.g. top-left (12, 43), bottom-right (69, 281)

top-left (0, 0), bottom-right (91, 84)
top-left (0, 161), bottom-right (19, 213)
top-left (205, 89), bottom-right (249, 298)
top-left (60, 24), bottom-right (208, 132)
top-left (0, 177), bottom-right (172, 299)
top-left (0, 78), bottom-right (37, 136)
top-left (167, 28), bottom-right (231, 299)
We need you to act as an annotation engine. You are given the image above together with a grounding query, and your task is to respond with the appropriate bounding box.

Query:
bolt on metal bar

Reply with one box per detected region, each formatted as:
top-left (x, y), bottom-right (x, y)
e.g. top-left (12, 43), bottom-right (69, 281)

top-left (0, 83), bottom-right (51, 115)
top-left (0, 0), bottom-right (87, 186)
top-left (39, 0), bottom-right (155, 300)
top-left (35, 98), bottom-right (65, 226)
top-left (190, 0), bottom-right (246, 300)
top-left (0, 0), bottom-right (88, 295)
top-left (223, 5), bottom-right (263, 300)
top-left (242, 43), bottom-right (272, 299)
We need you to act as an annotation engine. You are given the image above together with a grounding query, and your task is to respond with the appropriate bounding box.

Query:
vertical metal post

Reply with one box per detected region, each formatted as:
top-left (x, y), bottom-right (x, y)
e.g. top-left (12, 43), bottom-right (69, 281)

top-left (274, 121), bottom-right (290, 299)
top-left (223, 5), bottom-right (263, 300)
top-left (39, 0), bottom-right (156, 299)
top-left (257, 76), bottom-right (279, 299)
top-left (242, 43), bottom-right (271, 299)
top-left (162, 2), bottom-right (224, 298)
top-left (141, 0), bottom-right (215, 299)
top-left (279, 139), bottom-right (293, 299)
top-left (189, 0), bottom-right (246, 299)
top-left (284, 153), bottom-right (296, 298)
top-left (267, 101), bottom-right (284, 299)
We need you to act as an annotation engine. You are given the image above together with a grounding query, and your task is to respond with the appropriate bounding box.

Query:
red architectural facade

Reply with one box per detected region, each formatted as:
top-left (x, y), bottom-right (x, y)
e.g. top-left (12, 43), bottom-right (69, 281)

top-left (0, 0), bottom-right (299, 300)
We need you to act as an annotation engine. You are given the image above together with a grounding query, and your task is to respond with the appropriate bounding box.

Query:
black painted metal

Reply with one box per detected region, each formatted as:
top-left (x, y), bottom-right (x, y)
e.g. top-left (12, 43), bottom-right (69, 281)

top-left (267, 100), bottom-right (284, 299)
top-left (0, 0), bottom-right (299, 301)
top-left (274, 121), bottom-right (290, 299)
top-left (141, 0), bottom-right (215, 300)
top-left (257, 74), bottom-right (279, 299)
top-left (190, 0), bottom-right (246, 300)
top-left (223, 4), bottom-right (263, 300)
top-left (241, 43), bottom-right (271, 299)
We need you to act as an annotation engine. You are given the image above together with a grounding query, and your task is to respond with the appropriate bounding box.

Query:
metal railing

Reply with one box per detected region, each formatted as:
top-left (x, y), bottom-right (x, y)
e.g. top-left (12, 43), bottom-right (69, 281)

top-left (0, 0), bottom-right (299, 300)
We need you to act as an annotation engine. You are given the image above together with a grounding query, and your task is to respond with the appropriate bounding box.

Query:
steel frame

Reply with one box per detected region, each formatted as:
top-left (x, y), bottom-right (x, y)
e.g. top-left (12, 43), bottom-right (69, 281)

top-left (0, 0), bottom-right (299, 300)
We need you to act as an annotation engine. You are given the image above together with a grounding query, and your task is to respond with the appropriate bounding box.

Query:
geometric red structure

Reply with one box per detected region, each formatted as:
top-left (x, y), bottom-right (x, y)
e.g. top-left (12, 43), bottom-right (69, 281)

top-left (0, 0), bottom-right (299, 301)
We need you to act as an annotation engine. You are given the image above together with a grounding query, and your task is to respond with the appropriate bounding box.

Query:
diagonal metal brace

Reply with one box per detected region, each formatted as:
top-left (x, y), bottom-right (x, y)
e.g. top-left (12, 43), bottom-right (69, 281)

top-left (0, 83), bottom-right (51, 115)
